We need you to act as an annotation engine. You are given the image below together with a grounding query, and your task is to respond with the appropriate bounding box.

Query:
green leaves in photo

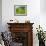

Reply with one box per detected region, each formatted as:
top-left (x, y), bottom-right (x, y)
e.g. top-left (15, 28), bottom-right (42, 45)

top-left (16, 7), bottom-right (26, 14)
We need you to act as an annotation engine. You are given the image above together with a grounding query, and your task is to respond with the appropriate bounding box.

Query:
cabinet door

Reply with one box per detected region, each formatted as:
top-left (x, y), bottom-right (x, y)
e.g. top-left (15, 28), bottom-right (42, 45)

top-left (11, 32), bottom-right (28, 46)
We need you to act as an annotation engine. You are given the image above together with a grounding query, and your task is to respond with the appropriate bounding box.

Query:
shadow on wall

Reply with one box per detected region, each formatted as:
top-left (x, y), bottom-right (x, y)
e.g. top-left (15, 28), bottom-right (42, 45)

top-left (40, 0), bottom-right (46, 13)
top-left (0, 15), bottom-right (2, 32)
top-left (0, 0), bottom-right (2, 32)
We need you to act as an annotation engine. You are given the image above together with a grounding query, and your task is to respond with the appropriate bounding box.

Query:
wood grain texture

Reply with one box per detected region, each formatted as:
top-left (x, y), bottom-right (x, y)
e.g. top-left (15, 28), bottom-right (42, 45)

top-left (7, 23), bottom-right (34, 46)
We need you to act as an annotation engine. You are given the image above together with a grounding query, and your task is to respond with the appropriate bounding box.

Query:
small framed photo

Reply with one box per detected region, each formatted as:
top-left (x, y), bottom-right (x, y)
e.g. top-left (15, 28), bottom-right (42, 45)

top-left (14, 5), bottom-right (27, 16)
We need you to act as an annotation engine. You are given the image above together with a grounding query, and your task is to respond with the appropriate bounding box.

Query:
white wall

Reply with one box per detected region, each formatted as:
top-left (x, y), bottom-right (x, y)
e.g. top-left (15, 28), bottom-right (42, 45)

top-left (40, 0), bottom-right (46, 31)
top-left (40, 0), bottom-right (46, 13)
top-left (2, 0), bottom-right (40, 31)
top-left (0, 0), bottom-right (2, 32)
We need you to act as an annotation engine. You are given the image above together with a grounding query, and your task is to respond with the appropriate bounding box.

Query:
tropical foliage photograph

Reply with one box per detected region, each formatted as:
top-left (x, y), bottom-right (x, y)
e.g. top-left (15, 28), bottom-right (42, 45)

top-left (14, 5), bottom-right (27, 16)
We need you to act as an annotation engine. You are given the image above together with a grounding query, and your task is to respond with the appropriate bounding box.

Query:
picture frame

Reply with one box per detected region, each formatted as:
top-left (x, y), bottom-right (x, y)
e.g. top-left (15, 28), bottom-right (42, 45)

top-left (14, 5), bottom-right (27, 16)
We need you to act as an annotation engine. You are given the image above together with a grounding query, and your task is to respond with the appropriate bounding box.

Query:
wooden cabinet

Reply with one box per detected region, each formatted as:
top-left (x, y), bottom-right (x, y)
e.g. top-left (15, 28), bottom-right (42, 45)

top-left (7, 23), bottom-right (34, 46)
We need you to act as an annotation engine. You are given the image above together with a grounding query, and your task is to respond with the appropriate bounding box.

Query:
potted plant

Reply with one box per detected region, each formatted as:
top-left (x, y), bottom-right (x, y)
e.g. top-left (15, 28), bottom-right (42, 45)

top-left (36, 25), bottom-right (45, 46)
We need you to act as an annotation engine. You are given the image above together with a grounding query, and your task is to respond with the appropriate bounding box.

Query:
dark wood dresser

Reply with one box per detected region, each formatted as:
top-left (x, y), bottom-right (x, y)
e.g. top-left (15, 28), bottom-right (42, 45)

top-left (7, 23), bottom-right (34, 46)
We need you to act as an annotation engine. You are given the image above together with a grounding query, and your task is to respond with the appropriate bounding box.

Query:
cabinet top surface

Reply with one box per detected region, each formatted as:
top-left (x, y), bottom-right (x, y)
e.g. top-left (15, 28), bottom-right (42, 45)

top-left (7, 23), bottom-right (34, 25)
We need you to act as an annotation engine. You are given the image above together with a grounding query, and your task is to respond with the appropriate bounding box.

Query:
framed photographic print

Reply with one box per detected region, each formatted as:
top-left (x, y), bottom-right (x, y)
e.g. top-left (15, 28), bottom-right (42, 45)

top-left (14, 5), bottom-right (27, 16)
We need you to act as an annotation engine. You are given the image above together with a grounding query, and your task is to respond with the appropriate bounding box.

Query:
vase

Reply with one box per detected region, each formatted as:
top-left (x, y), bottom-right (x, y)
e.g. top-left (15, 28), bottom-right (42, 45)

top-left (39, 40), bottom-right (45, 46)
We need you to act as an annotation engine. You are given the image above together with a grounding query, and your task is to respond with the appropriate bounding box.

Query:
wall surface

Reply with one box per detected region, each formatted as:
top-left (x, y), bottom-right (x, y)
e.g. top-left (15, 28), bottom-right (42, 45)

top-left (0, 0), bottom-right (2, 32)
top-left (2, 0), bottom-right (40, 31)
top-left (40, 0), bottom-right (46, 31)
top-left (2, 0), bottom-right (46, 46)
top-left (40, 0), bottom-right (46, 13)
